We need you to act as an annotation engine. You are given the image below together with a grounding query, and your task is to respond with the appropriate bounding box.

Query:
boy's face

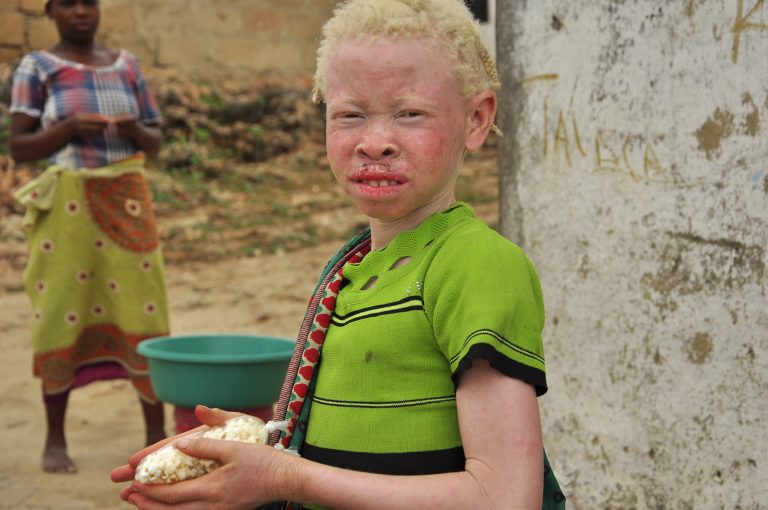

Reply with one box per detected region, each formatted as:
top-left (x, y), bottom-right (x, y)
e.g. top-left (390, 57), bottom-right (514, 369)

top-left (324, 37), bottom-right (472, 223)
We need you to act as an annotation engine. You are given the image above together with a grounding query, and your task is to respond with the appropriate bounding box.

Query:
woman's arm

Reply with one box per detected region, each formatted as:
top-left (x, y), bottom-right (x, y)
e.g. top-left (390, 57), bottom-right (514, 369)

top-left (112, 114), bottom-right (163, 156)
top-left (9, 112), bottom-right (110, 163)
top-left (117, 361), bottom-right (544, 510)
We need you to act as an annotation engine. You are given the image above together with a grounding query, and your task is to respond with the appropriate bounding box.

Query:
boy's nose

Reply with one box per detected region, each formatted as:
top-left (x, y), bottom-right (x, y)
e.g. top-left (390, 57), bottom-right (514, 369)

top-left (354, 125), bottom-right (400, 160)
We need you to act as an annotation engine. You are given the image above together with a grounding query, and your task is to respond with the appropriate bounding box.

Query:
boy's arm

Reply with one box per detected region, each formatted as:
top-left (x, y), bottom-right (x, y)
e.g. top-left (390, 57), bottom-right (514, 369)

top-left (454, 360), bottom-right (544, 508)
top-left (294, 359), bottom-right (543, 509)
top-left (122, 361), bottom-right (544, 510)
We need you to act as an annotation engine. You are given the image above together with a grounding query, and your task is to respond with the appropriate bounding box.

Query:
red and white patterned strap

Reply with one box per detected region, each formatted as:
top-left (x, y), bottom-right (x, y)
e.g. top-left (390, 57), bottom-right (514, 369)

top-left (275, 246), bottom-right (369, 449)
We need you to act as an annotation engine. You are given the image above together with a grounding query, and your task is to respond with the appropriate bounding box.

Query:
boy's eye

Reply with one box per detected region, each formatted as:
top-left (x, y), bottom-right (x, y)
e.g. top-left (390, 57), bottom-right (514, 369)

top-left (333, 112), bottom-right (364, 122)
top-left (398, 111), bottom-right (423, 119)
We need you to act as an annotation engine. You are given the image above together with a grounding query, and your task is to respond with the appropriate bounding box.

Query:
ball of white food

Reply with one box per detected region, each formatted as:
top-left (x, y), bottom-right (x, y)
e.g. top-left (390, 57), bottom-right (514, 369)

top-left (134, 415), bottom-right (269, 484)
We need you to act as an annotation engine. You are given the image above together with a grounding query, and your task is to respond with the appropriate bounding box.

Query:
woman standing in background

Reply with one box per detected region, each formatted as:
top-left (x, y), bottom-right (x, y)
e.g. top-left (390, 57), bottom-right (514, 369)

top-left (9, 0), bottom-right (169, 473)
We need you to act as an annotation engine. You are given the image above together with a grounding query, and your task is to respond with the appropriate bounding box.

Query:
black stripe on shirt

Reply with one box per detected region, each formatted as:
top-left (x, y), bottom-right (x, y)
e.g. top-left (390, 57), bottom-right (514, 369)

top-left (330, 295), bottom-right (424, 327)
top-left (330, 305), bottom-right (425, 327)
top-left (450, 328), bottom-right (545, 365)
top-left (333, 295), bottom-right (424, 320)
top-left (452, 343), bottom-right (548, 396)
top-left (301, 443), bottom-right (465, 475)
top-left (312, 394), bottom-right (456, 409)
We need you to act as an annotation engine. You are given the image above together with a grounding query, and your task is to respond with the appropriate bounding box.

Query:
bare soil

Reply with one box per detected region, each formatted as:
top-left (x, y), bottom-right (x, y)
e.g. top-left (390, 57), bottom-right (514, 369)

top-left (0, 146), bottom-right (498, 508)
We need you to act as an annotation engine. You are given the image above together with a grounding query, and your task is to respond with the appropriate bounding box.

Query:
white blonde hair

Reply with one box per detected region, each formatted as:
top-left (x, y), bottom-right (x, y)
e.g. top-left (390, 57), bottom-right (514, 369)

top-left (312, 0), bottom-right (500, 104)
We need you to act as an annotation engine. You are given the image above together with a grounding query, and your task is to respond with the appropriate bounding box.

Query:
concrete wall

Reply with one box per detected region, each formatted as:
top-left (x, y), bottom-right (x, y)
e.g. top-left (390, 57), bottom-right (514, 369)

top-left (0, 0), bottom-right (337, 78)
top-left (497, 1), bottom-right (767, 509)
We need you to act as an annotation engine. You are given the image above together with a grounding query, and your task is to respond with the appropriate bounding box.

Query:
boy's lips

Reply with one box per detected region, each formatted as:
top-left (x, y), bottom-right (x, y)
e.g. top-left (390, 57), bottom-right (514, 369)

top-left (356, 178), bottom-right (402, 187)
top-left (350, 166), bottom-right (406, 188)
top-left (352, 177), bottom-right (405, 192)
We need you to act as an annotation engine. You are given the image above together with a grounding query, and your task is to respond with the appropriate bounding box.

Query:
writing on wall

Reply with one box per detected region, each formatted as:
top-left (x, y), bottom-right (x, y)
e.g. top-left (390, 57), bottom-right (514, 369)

top-left (525, 74), bottom-right (684, 186)
top-left (732, 0), bottom-right (768, 63)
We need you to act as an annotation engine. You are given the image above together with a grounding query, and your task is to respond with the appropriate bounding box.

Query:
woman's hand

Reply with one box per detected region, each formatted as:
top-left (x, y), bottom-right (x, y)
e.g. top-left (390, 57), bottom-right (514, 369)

top-left (111, 113), bottom-right (140, 138)
top-left (68, 112), bottom-right (109, 137)
top-left (9, 111), bottom-right (108, 162)
top-left (10, 109), bottom-right (163, 162)
top-left (109, 112), bottom-right (164, 156)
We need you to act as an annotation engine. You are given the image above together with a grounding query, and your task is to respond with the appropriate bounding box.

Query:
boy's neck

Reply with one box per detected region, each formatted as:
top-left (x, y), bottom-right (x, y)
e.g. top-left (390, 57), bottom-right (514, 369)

top-left (368, 196), bottom-right (456, 250)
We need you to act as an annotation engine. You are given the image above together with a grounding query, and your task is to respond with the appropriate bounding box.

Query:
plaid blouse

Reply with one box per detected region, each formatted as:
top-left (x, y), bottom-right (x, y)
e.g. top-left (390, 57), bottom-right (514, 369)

top-left (11, 50), bottom-right (162, 169)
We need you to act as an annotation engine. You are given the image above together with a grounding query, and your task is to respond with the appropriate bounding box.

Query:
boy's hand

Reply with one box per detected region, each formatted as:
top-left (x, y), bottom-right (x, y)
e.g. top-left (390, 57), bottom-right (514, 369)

top-left (110, 405), bottom-right (243, 502)
top-left (125, 438), bottom-right (295, 508)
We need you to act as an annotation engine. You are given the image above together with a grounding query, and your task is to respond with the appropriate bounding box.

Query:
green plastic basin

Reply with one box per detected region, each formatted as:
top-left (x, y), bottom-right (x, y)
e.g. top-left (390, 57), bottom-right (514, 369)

top-left (138, 334), bottom-right (294, 409)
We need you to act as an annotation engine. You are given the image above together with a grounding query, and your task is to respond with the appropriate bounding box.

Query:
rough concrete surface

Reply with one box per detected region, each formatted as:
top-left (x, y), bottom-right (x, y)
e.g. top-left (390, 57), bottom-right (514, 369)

top-left (498, 1), bottom-right (767, 509)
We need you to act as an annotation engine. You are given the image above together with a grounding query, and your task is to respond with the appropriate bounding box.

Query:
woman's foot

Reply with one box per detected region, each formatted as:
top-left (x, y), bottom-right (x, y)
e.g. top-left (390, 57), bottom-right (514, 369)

top-left (43, 399), bottom-right (75, 473)
top-left (145, 427), bottom-right (167, 446)
top-left (141, 399), bottom-right (167, 446)
top-left (42, 443), bottom-right (77, 474)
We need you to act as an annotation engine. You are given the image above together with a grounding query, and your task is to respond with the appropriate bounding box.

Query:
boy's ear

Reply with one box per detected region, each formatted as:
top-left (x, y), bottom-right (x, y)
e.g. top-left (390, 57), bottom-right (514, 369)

top-left (465, 91), bottom-right (497, 152)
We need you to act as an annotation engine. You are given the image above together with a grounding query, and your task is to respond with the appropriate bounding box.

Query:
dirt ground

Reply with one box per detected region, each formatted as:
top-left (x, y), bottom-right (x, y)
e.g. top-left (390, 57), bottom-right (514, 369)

top-left (0, 151), bottom-right (498, 509)
top-left (0, 241), bottom-right (341, 509)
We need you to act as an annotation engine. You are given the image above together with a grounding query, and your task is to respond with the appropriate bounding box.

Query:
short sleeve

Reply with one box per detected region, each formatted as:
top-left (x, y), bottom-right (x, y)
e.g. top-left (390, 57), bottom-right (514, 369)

top-left (423, 227), bottom-right (548, 395)
top-left (125, 52), bottom-right (162, 126)
top-left (10, 54), bottom-right (46, 118)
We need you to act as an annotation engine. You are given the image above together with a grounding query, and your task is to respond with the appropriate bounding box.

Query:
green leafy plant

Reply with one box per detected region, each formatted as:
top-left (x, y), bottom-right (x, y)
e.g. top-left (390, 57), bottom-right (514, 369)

top-left (200, 92), bottom-right (226, 109)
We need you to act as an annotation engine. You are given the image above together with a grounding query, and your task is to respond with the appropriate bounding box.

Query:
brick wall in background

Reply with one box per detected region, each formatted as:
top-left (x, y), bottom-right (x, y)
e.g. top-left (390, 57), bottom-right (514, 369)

top-left (0, 0), bottom-right (337, 78)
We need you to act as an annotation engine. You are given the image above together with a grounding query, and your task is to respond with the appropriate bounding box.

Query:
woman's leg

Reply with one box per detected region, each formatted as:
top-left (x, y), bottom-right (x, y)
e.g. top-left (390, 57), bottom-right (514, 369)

top-left (43, 395), bottom-right (77, 473)
top-left (141, 399), bottom-right (166, 446)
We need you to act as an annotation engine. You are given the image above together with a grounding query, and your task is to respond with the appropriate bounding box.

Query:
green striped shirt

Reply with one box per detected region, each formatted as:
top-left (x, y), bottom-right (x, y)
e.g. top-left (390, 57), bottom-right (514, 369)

top-left (303, 203), bottom-right (547, 477)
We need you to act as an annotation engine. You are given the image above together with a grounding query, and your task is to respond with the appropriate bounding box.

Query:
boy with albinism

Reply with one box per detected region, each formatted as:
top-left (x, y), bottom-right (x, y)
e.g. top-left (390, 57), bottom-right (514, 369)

top-left (112, 1), bottom-right (565, 508)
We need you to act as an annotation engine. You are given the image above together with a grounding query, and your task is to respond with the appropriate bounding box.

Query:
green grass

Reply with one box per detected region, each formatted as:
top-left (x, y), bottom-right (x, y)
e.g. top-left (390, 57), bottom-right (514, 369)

top-left (200, 92), bottom-right (226, 109)
top-left (0, 116), bottom-right (9, 155)
top-left (194, 127), bottom-right (211, 143)
top-left (250, 125), bottom-right (264, 141)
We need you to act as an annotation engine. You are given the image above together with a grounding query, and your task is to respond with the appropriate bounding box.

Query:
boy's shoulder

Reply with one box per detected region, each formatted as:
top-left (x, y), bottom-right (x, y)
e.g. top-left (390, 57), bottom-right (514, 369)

top-left (437, 213), bottom-right (527, 261)
top-left (425, 210), bottom-right (540, 283)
